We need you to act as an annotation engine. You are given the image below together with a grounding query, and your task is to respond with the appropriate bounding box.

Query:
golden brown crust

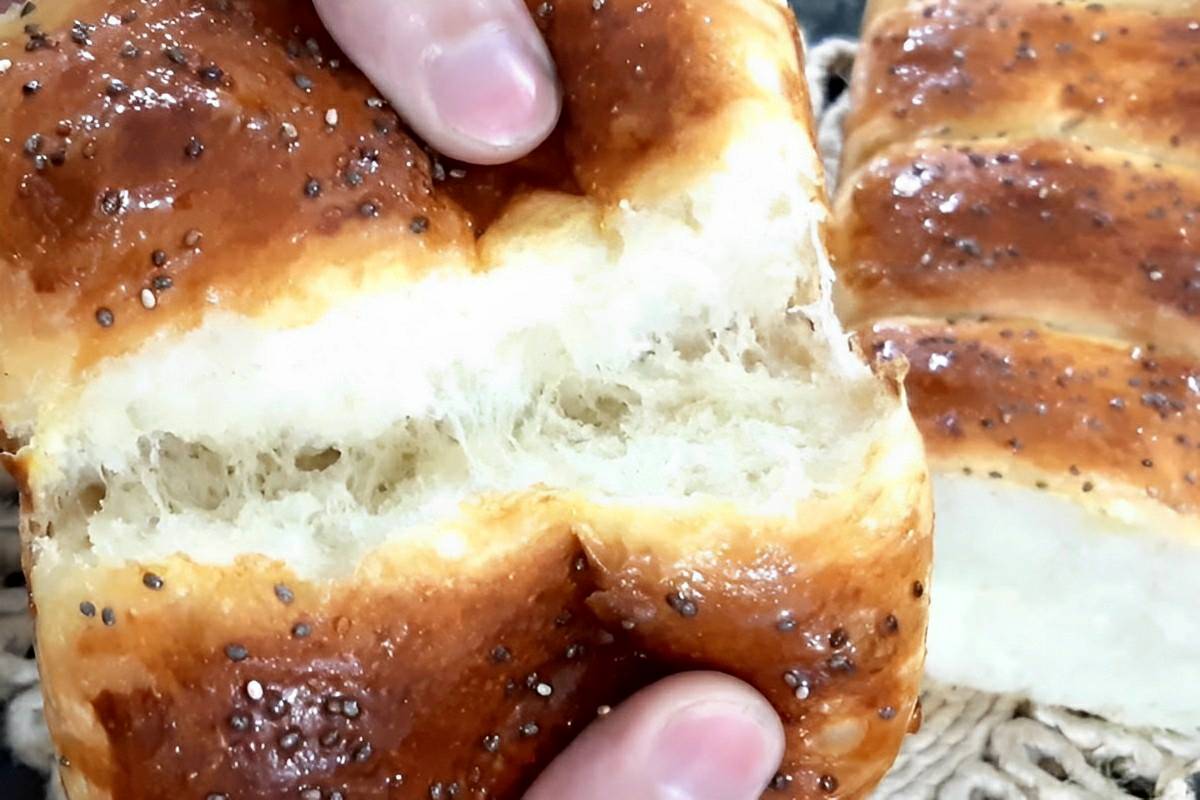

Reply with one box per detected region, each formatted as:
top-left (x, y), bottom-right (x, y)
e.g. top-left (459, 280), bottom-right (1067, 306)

top-left (0, 0), bottom-right (467, 372)
top-left (5, 2), bottom-right (934, 798)
top-left (845, 0), bottom-right (1200, 173)
top-left (0, 0), bottom-right (815, 423)
top-left (860, 318), bottom-right (1200, 517)
top-left (35, 479), bottom-right (932, 800)
top-left (833, 0), bottom-right (1199, 733)
top-left (837, 0), bottom-right (1200, 524)
top-left (831, 140), bottom-right (1200, 352)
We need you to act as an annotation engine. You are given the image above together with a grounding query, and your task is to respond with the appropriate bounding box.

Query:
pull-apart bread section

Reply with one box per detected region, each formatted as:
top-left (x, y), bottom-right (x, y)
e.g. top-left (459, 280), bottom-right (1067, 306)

top-left (0, 1), bottom-right (931, 798)
top-left (834, 0), bottom-right (1200, 730)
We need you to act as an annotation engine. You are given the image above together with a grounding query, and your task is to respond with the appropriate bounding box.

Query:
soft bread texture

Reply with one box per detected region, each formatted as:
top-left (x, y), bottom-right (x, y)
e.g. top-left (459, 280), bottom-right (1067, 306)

top-left (863, 321), bottom-right (1200, 729)
top-left (835, 0), bottom-right (1200, 730)
top-left (0, 1), bottom-right (932, 799)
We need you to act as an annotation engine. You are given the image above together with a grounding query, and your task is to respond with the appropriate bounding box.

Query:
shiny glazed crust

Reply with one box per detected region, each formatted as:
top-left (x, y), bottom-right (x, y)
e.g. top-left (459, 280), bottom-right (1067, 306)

top-left (1, 1), bottom-right (934, 798)
top-left (835, 0), bottom-right (1200, 510)
top-left (847, 0), bottom-right (1200, 172)
top-left (834, 0), bottom-right (1200, 731)
top-left (36, 461), bottom-right (931, 800)
top-left (861, 319), bottom-right (1200, 522)
top-left (832, 140), bottom-right (1200, 353)
top-left (0, 0), bottom-right (815, 432)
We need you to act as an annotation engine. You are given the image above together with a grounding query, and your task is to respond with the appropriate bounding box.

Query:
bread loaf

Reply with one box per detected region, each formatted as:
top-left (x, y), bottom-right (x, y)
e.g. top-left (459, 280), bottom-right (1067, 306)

top-left (834, 0), bottom-right (1200, 730)
top-left (0, 1), bottom-right (932, 797)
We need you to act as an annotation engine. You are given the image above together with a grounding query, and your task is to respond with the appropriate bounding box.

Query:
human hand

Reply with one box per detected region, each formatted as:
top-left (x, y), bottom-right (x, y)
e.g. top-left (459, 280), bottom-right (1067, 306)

top-left (314, 0), bottom-right (561, 165)
top-left (526, 672), bottom-right (785, 800)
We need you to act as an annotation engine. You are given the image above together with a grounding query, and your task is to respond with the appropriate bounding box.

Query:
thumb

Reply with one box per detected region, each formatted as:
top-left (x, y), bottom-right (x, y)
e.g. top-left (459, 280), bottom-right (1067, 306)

top-left (523, 673), bottom-right (786, 800)
top-left (314, 0), bottom-right (560, 165)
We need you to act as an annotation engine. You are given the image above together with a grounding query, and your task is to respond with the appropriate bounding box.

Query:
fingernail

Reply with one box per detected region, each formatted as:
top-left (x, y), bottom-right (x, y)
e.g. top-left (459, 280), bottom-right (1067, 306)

top-left (647, 701), bottom-right (782, 800)
top-left (427, 24), bottom-right (558, 148)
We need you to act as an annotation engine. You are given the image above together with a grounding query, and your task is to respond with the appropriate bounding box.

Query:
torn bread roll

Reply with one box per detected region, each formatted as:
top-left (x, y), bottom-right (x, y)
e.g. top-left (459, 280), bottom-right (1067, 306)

top-left (834, 0), bottom-right (1200, 730)
top-left (0, 0), bottom-right (931, 798)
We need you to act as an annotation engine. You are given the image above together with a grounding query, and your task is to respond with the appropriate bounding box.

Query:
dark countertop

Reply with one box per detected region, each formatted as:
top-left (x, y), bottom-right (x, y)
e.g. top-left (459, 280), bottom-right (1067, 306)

top-left (0, 2), bottom-right (867, 797)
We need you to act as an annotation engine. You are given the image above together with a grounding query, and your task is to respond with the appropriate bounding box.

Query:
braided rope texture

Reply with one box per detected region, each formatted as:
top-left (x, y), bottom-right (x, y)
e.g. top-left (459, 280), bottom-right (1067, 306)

top-left (0, 40), bottom-right (1198, 799)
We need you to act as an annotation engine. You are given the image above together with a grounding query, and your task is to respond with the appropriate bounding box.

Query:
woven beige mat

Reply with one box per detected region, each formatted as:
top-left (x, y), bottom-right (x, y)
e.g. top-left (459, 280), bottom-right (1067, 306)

top-left (0, 40), bottom-right (1197, 800)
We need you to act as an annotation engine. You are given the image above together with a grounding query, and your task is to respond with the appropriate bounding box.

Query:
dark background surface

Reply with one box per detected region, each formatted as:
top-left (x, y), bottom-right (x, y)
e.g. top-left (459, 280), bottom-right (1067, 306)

top-left (0, 1), bottom-right (867, 796)
top-left (794, 0), bottom-right (868, 40)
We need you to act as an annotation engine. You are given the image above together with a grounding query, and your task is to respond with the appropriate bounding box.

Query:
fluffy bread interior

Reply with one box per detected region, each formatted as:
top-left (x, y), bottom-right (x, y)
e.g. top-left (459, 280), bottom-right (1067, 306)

top-left (25, 116), bottom-right (887, 580)
top-left (928, 473), bottom-right (1200, 732)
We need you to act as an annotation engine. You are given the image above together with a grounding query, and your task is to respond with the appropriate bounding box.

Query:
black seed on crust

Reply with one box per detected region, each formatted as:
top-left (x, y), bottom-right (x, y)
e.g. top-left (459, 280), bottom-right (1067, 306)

top-left (264, 692), bottom-right (289, 719)
top-left (100, 189), bottom-right (125, 215)
top-left (828, 653), bottom-right (856, 673)
top-left (829, 627), bottom-right (849, 648)
top-left (198, 64), bottom-right (224, 84)
top-left (278, 728), bottom-right (302, 751)
top-left (666, 591), bottom-right (698, 618)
